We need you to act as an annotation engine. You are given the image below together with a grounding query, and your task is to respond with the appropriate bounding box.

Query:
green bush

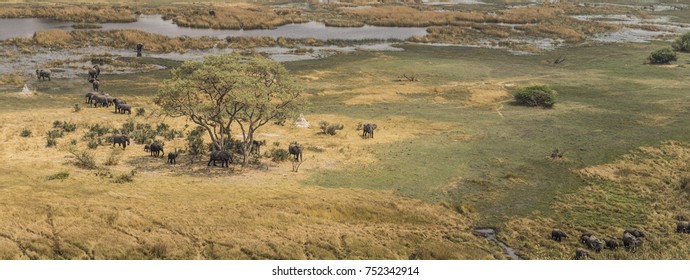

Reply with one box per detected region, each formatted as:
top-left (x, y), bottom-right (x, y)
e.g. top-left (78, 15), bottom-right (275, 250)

top-left (186, 126), bottom-right (206, 156)
top-left (20, 128), bottom-right (31, 137)
top-left (87, 140), bottom-right (99, 149)
top-left (270, 148), bottom-right (290, 162)
top-left (52, 120), bottom-right (63, 128)
top-left (672, 31), bottom-right (690, 52)
top-left (647, 47), bottom-right (677, 64)
top-left (46, 138), bottom-right (57, 147)
top-left (73, 103), bottom-right (81, 112)
top-left (62, 122), bottom-right (77, 132)
top-left (513, 84), bottom-right (557, 108)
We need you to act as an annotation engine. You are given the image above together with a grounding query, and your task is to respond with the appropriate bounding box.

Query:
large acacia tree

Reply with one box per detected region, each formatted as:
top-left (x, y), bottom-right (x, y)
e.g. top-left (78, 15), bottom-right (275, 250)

top-left (155, 53), bottom-right (304, 164)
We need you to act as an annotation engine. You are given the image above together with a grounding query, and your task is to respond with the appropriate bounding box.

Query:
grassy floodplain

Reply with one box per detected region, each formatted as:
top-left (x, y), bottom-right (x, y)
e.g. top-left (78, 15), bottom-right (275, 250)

top-left (0, 0), bottom-right (690, 260)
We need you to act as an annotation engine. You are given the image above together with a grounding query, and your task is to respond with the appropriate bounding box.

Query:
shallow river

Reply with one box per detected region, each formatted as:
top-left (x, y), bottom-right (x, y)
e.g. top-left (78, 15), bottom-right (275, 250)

top-left (0, 15), bottom-right (428, 41)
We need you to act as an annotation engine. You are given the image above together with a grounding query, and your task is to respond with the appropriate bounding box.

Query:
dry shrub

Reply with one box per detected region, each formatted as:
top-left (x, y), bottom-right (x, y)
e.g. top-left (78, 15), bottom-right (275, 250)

top-left (33, 29), bottom-right (73, 48)
top-left (0, 71), bottom-right (30, 87)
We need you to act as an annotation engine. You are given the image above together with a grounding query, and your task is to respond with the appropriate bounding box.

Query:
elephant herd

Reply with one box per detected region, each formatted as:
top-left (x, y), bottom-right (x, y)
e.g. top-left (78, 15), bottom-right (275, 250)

top-left (550, 227), bottom-right (652, 259)
top-left (85, 91), bottom-right (131, 114)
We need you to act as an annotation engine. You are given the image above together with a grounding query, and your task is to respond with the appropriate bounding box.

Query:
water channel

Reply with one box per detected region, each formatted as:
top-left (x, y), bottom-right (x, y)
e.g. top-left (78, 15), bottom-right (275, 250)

top-left (0, 15), bottom-right (428, 41)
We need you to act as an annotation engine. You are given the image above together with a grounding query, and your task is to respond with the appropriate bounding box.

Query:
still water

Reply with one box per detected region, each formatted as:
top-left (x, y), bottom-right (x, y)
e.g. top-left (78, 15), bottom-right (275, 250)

top-left (0, 15), bottom-right (428, 41)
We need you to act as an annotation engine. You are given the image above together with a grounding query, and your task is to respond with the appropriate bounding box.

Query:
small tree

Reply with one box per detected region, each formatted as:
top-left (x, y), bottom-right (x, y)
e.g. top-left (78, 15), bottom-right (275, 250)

top-left (672, 31), bottom-right (690, 52)
top-left (647, 48), bottom-right (677, 64)
top-left (155, 53), bottom-right (304, 165)
top-left (513, 84), bottom-right (557, 108)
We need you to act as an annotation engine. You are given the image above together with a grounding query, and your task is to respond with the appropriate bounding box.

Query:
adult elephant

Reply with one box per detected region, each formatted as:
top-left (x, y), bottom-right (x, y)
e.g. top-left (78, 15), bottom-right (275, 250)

top-left (208, 150), bottom-right (231, 167)
top-left (574, 248), bottom-right (590, 260)
top-left (604, 238), bottom-right (619, 250)
top-left (623, 232), bottom-right (643, 251)
top-left (112, 135), bottom-right (130, 150)
top-left (624, 228), bottom-right (646, 238)
top-left (550, 229), bottom-right (567, 242)
top-left (289, 143), bottom-right (303, 162)
top-left (580, 232), bottom-right (593, 244)
top-left (149, 143), bottom-right (164, 157)
top-left (113, 98), bottom-right (127, 113)
top-left (585, 235), bottom-right (605, 252)
top-left (88, 65), bottom-right (100, 80)
top-left (85, 91), bottom-right (99, 103)
top-left (91, 95), bottom-right (109, 108)
top-left (362, 123), bottom-right (377, 138)
top-left (36, 69), bottom-right (51, 81)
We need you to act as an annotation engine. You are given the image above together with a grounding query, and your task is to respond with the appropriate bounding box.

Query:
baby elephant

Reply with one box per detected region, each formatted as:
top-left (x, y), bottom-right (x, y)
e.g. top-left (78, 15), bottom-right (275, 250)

top-left (167, 152), bottom-right (177, 165)
top-left (551, 229), bottom-right (568, 242)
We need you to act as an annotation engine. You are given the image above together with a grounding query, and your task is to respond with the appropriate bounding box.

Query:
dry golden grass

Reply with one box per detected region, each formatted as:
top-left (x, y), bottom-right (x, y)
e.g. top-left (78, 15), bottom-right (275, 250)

top-left (165, 4), bottom-right (308, 30)
top-left (500, 141), bottom-right (690, 259)
top-left (0, 4), bottom-right (137, 23)
top-left (33, 29), bottom-right (73, 48)
top-left (0, 102), bottom-right (495, 259)
top-left (0, 71), bottom-right (31, 87)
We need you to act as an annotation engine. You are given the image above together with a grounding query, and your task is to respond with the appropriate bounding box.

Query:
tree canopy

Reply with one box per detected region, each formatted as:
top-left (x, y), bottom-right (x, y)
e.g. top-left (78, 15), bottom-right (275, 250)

top-left (155, 53), bottom-right (304, 164)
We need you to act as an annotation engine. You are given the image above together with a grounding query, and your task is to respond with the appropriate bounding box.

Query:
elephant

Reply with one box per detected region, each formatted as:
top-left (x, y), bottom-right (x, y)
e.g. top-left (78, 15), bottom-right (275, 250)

top-left (624, 228), bottom-right (646, 238)
top-left (623, 232), bottom-right (643, 251)
top-left (362, 123), bottom-right (377, 138)
top-left (113, 98), bottom-right (127, 113)
top-left (118, 104), bottom-right (132, 115)
top-left (112, 135), bottom-right (130, 150)
top-left (580, 232), bottom-right (593, 244)
top-left (136, 43), bottom-right (144, 57)
top-left (604, 238), bottom-right (619, 250)
top-left (289, 143), bottom-right (303, 162)
top-left (677, 221), bottom-right (690, 233)
top-left (167, 152), bottom-right (177, 165)
top-left (208, 150), bottom-right (231, 167)
top-left (585, 235), bottom-right (605, 252)
top-left (149, 143), bottom-right (164, 157)
top-left (91, 95), bottom-right (109, 108)
top-left (36, 69), bottom-right (51, 81)
top-left (550, 229), bottom-right (567, 242)
top-left (574, 248), bottom-right (590, 260)
top-left (85, 91), bottom-right (99, 103)
top-left (88, 65), bottom-right (100, 80)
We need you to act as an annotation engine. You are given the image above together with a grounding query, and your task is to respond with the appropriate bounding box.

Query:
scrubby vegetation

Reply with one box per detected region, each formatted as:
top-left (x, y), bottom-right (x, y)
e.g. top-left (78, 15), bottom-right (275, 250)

top-left (647, 48), bottom-right (677, 64)
top-left (672, 31), bottom-right (690, 53)
top-left (512, 84), bottom-right (557, 108)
